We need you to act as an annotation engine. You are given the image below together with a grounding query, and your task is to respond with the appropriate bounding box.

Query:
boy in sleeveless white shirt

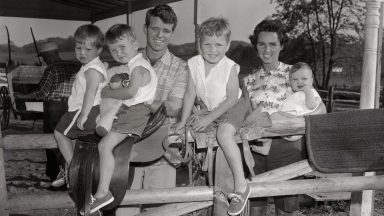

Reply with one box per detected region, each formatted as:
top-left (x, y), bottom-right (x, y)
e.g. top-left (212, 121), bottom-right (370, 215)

top-left (175, 17), bottom-right (249, 216)
top-left (87, 24), bottom-right (157, 214)
top-left (54, 24), bottom-right (108, 186)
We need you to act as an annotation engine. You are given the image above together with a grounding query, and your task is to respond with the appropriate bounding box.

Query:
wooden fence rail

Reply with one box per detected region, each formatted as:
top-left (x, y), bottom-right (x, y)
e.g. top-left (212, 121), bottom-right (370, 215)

top-left (0, 118), bottom-right (383, 216)
top-left (3, 157), bottom-right (384, 215)
top-left (318, 87), bottom-right (364, 112)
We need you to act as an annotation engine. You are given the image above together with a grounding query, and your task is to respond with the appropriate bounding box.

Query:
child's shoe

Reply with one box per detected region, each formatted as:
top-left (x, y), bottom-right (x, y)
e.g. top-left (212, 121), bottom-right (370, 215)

top-left (79, 191), bottom-right (114, 215)
top-left (51, 166), bottom-right (66, 187)
top-left (89, 191), bottom-right (114, 214)
top-left (227, 184), bottom-right (251, 216)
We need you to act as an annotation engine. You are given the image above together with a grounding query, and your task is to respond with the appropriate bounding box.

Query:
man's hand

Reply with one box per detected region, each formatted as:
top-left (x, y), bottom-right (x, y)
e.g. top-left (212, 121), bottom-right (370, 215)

top-left (174, 122), bottom-right (186, 134)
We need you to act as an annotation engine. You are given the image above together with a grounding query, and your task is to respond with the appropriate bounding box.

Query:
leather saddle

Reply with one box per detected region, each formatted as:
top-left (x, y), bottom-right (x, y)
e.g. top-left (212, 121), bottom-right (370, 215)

top-left (68, 103), bottom-right (167, 215)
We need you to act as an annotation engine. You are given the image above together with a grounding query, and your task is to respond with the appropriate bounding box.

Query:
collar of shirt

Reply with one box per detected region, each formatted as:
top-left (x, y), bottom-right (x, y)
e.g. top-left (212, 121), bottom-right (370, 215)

top-left (81, 56), bottom-right (100, 68)
top-left (260, 61), bottom-right (283, 76)
top-left (142, 48), bottom-right (172, 67)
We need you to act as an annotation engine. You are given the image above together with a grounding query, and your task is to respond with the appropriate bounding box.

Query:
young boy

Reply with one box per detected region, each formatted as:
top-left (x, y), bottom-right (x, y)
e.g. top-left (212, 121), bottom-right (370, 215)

top-left (175, 17), bottom-right (249, 216)
top-left (89, 24), bottom-right (157, 214)
top-left (53, 24), bottom-right (107, 186)
top-left (253, 62), bottom-right (323, 154)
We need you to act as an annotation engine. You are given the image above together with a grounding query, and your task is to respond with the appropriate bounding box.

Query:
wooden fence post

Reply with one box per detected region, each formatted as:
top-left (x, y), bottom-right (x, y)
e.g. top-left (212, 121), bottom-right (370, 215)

top-left (354, 0), bottom-right (383, 215)
top-left (0, 129), bottom-right (9, 216)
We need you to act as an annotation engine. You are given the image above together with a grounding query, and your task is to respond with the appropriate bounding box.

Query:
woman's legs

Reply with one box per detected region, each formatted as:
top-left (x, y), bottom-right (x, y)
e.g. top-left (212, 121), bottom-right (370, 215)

top-left (216, 123), bottom-right (247, 192)
top-left (95, 131), bottom-right (129, 199)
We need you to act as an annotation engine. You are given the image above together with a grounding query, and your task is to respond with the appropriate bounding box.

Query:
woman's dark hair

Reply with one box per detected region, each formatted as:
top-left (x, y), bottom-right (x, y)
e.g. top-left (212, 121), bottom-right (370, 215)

top-left (249, 18), bottom-right (288, 47)
top-left (145, 4), bottom-right (177, 31)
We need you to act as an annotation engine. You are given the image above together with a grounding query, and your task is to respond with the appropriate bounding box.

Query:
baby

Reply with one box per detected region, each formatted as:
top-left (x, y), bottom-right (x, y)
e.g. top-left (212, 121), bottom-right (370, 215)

top-left (96, 73), bottom-right (130, 136)
top-left (252, 62), bottom-right (323, 154)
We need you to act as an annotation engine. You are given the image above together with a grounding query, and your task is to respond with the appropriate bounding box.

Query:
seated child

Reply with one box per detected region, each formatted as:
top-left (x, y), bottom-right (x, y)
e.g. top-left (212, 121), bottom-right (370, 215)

top-left (53, 24), bottom-right (107, 187)
top-left (88, 24), bottom-right (157, 214)
top-left (175, 17), bottom-right (249, 216)
top-left (96, 73), bottom-right (130, 136)
top-left (252, 62), bottom-right (323, 155)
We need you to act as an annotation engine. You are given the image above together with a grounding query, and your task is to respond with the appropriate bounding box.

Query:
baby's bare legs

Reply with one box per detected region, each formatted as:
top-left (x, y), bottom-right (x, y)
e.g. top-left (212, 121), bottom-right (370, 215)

top-left (95, 131), bottom-right (129, 199)
top-left (217, 123), bottom-right (247, 192)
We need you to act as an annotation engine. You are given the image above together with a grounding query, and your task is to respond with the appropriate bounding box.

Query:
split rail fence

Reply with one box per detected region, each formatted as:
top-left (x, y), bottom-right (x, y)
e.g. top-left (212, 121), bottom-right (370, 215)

top-left (1, 116), bottom-right (384, 216)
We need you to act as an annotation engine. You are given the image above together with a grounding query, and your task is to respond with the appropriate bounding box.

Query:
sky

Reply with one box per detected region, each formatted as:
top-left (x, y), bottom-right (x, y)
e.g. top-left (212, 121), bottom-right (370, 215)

top-left (0, 0), bottom-right (275, 47)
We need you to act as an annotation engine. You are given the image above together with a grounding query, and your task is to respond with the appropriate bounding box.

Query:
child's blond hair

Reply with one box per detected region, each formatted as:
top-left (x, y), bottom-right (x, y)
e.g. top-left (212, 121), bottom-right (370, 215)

top-left (198, 17), bottom-right (231, 42)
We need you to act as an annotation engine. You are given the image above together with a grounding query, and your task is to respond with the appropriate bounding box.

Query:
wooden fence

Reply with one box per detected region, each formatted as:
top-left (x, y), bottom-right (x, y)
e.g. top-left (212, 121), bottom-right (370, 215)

top-left (318, 87), bottom-right (363, 112)
top-left (1, 118), bottom-right (384, 215)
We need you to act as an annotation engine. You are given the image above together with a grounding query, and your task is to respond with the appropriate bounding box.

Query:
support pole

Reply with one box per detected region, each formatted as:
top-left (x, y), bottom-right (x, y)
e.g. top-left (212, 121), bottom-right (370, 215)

top-left (375, 2), bottom-right (384, 108)
top-left (354, 1), bottom-right (383, 216)
top-left (360, 0), bottom-right (382, 109)
top-left (194, 0), bottom-right (199, 54)
top-left (126, 1), bottom-right (132, 25)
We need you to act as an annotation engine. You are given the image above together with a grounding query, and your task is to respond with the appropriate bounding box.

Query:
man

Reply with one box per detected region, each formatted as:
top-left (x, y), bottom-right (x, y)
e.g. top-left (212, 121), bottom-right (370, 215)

top-left (18, 42), bottom-right (79, 188)
top-left (116, 4), bottom-right (188, 215)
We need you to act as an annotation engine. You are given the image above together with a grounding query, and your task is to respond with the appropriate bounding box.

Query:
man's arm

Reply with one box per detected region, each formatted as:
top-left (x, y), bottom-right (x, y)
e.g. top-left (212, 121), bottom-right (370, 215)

top-left (34, 67), bottom-right (55, 99)
top-left (163, 64), bottom-right (188, 117)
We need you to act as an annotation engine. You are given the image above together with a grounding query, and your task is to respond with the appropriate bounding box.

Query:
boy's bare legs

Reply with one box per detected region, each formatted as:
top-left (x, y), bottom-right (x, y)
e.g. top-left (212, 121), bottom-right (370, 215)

top-left (95, 131), bottom-right (129, 199)
top-left (216, 123), bottom-right (247, 192)
top-left (54, 130), bottom-right (74, 165)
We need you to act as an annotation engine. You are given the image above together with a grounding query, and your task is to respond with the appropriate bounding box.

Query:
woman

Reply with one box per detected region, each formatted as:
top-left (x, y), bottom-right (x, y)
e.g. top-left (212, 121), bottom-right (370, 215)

top-left (243, 18), bottom-right (326, 216)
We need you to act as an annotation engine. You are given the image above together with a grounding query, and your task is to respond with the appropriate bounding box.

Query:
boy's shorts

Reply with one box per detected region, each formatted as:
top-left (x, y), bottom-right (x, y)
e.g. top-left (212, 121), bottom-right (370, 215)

top-left (111, 103), bottom-right (151, 137)
top-left (55, 105), bottom-right (100, 139)
top-left (214, 97), bottom-right (248, 132)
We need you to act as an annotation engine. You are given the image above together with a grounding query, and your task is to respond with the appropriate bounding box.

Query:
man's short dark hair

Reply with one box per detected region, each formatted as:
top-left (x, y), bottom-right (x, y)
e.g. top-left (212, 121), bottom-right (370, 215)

top-left (145, 4), bottom-right (177, 31)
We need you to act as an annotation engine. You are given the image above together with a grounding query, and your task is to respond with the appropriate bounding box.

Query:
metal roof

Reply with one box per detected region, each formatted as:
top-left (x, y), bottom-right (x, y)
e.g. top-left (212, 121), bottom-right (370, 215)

top-left (0, 0), bottom-right (182, 22)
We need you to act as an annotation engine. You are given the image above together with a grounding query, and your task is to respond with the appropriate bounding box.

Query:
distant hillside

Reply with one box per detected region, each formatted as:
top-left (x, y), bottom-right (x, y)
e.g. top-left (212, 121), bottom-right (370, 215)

top-left (0, 38), bottom-right (257, 68)
top-left (0, 38), bottom-right (369, 89)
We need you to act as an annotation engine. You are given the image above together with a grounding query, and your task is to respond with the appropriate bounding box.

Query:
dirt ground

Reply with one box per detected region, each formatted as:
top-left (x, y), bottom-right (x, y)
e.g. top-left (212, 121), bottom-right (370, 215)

top-left (3, 118), bottom-right (384, 216)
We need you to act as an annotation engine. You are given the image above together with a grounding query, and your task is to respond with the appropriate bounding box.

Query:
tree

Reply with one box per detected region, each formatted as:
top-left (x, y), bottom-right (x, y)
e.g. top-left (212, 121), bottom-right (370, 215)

top-left (272, 0), bottom-right (365, 89)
